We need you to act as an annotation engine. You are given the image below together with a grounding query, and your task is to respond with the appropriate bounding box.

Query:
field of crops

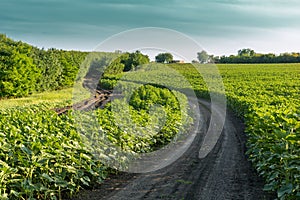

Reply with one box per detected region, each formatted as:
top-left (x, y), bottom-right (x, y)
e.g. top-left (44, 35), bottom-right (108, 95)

top-left (0, 62), bottom-right (299, 199)
top-left (0, 104), bottom-right (108, 200)
top-left (171, 63), bottom-right (300, 199)
top-left (101, 62), bottom-right (300, 199)
top-left (0, 67), bottom-right (192, 199)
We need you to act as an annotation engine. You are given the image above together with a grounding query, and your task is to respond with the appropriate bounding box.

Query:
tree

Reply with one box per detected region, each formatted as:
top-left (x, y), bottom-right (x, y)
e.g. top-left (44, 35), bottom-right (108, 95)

top-left (123, 51), bottom-right (150, 71)
top-left (155, 53), bottom-right (173, 63)
top-left (212, 56), bottom-right (220, 63)
top-left (197, 51), bottom-right (210, 64)
top-left (238, 48), bottom-right (255, 57)
top-left (0, 48), bottom-right (38, 97)
top-left (105, 51), bottom-right (150, 73)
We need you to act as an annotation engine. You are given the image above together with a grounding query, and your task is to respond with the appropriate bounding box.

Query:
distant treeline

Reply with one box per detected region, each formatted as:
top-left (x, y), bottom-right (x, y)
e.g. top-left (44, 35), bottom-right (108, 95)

top-left (196, 48), bottom-right (300, 64)
top-left (0, 34), bottom-right (88, 98)
top-left (217, 48), bottom-right (300, 64)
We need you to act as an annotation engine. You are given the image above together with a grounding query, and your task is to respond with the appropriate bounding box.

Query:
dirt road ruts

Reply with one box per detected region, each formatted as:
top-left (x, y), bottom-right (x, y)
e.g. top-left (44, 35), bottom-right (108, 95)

top-left (71, 99), bottom-right (275, 200)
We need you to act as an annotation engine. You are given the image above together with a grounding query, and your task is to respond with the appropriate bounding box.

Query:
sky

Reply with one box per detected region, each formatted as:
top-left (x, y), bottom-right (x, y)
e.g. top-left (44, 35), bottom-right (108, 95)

top-left (1, 0), bottom-right (300, 59)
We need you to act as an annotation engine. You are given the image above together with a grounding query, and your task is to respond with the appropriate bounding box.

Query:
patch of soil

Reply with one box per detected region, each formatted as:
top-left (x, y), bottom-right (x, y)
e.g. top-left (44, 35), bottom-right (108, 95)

top-left (54, 89), bottom-right (113, 115)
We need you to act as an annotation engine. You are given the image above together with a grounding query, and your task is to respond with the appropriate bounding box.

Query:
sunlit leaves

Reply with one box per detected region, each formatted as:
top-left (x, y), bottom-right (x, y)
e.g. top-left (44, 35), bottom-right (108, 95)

top-left (0, 105), bottom-right (107, 199)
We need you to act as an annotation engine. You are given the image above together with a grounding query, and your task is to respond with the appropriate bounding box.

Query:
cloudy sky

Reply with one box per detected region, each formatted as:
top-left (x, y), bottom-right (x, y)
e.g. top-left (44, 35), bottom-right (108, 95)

top-left (1, 0), bottom-right (300, 57)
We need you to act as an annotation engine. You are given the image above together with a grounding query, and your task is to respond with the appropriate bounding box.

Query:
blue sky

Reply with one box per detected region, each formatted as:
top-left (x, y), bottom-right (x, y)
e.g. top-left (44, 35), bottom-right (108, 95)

top-left (1, 0), bottom-right (300, 57)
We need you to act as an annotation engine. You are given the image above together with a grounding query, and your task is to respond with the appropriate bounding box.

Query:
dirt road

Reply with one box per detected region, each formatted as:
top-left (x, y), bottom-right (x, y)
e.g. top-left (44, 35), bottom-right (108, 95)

top-left (71, 99), bottom-right (275, 200)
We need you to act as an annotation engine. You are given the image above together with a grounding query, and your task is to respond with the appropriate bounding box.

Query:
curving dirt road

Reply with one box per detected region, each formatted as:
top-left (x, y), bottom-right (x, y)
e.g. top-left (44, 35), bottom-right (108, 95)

top-left (71, 99), bottom-right (275, 200)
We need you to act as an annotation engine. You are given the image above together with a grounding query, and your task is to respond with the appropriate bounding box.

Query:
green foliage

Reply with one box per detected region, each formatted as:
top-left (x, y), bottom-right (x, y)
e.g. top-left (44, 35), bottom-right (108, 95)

top-left (100, 51), bottom-right (150, 89)
top-left (0, 63), bottom-right (193, 199)
top-left (2, 33), bottom-right (299, 199)
top-left (197, 50), bottom-right (210, 64)
top-left (0, 35), bottom-right (38, 97)
top-left (0, 34), bottom-right (88, 98)
top-left (171, 63), bottom-right (300, 199)
top-left (0, 88), bottom-right (73, 109)
top-left (219, 49), bottom-right (300, 63)
top-left (31, 48), bottom-right (87, 92)
top-left (155, 53), bottom-right (173, 63)
top-left (246, 104), bottom-right (300, 199)
top-left (103, 51), bottom-right (150, 75)
top-left (95, 84), bottom-right (191, 153)
top-left (238, 48), bottom-right (255, 57)
top-left (103, 54), bottom-right (127, 75)
top-left (123, 51), bottom-right (150, 72)
top-left (0, 105), bottom-right (107, 200)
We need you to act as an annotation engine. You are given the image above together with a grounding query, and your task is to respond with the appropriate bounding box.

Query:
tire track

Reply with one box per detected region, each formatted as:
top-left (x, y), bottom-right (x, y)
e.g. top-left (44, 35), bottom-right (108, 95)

top-left (72, 99), bottom-right (275, 200)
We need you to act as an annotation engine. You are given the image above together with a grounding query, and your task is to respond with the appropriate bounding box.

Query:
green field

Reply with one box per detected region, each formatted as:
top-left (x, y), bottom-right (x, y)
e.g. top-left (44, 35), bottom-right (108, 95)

top-left (101, 62), bottom-right (300, 199)
top-left (0, 68), bottom-right (192, 199)
top-left (0, 88), bottom-right (73, 109)
top-left (0, 63), bottom-right (299, 199)
top-left (172, 63), bottom-right (300, 199)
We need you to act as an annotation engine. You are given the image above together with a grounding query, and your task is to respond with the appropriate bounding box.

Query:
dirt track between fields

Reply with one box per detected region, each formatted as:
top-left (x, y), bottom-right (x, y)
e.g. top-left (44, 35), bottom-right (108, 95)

top-left (71, 98), bottom-right (275, 200)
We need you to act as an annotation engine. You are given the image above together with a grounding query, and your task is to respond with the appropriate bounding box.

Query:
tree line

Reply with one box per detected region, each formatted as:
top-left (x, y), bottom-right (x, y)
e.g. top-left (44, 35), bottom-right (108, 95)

top-left (0, 34), bottom-right (88, 98)
top-left (0, 34), bottom-right (152, 98)
top-left (2, 32), bottom-right (299, 98)
top-left (196, 48), bottom-right (300, 64)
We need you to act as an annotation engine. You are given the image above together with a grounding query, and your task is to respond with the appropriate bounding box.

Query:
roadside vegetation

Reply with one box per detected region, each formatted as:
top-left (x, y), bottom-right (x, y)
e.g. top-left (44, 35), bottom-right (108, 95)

top-left (0, 35), bottom-right (299, 199)
top-left (0, 36), bottom-right (191, 199)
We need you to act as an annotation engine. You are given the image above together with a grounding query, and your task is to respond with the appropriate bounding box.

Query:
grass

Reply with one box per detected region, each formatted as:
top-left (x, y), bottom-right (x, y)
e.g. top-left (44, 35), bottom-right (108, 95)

top-left (0, 88), bottom-right (75, 109)
top-left (176, 179), bottom-right (193, 184)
